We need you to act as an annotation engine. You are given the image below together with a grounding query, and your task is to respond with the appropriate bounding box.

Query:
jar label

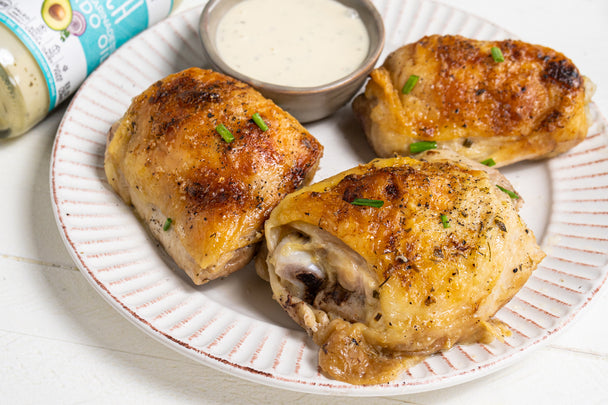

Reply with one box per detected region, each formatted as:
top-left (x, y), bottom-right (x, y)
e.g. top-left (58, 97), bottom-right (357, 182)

top-left (0, 0), bottom-right (173, 111)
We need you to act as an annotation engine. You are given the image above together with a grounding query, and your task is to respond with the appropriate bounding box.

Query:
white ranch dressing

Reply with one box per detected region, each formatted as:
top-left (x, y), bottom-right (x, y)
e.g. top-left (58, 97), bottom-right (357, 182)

top-left (215, 0), bottom-right (370, 88)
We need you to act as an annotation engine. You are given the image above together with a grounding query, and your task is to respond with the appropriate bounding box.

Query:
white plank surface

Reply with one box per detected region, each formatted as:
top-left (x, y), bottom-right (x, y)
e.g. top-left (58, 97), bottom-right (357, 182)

top-left (1, 0), bottom-right (607, 403)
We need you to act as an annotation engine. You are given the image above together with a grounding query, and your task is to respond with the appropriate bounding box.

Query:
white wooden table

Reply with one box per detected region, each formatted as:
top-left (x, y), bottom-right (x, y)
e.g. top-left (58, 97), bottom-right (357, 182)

top-left (2, 0), bottom-right (607, 403)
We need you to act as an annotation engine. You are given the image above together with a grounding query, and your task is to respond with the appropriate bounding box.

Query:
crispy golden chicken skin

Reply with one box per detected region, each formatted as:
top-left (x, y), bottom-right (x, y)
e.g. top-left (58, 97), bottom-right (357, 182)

top-left (105, 67), bottom-right (322, 285)
top-left (353, 35), bottom-right (594, 167)
top-left (256, 150), bottom-right (544, 384)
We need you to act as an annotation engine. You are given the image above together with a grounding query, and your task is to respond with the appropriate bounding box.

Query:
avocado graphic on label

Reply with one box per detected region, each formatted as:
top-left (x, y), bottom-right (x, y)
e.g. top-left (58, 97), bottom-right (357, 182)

top-left (41, 0), bottom-right (73, 31)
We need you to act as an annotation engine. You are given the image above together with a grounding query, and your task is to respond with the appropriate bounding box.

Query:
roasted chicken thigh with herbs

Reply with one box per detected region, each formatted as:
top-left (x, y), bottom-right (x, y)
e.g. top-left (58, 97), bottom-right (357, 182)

top-left (105, 67), bottom-right (322, 285)
top-left (256, 150), bottom-right (544, 384)
top-left (353, 34), bottom-right (594, 167)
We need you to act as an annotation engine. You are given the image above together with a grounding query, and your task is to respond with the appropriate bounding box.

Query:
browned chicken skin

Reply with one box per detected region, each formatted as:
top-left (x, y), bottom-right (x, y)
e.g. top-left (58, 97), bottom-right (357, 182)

top-left (104, 67), bottom-right (322, 285)
top-left (257, 150), bottom-right (545, 384)
top-left (353, 35), bottom-right (594, 166)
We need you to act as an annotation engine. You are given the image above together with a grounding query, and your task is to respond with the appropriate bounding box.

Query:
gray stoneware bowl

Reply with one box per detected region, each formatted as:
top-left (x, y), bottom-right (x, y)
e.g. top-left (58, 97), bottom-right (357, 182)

top-left (199, 0), bottom-right (385, 123)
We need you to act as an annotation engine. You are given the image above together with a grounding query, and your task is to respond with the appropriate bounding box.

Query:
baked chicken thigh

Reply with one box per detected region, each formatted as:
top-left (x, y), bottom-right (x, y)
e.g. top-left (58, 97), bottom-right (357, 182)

top-left (353, 35), bottom-right (594, 167)
top-left (257, 150), bottom-right (544, 384)
top-left (105, 68), bottom-right (322, 285)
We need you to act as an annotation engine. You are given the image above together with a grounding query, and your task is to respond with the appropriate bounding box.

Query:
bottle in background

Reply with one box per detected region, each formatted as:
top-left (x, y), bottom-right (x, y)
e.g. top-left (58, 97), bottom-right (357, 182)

top-left (0, 0), bottom-right (174, 138)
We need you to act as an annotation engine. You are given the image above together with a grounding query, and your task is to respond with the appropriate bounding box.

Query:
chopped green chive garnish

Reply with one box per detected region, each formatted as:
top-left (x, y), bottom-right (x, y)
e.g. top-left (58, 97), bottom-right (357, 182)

top-left (402, 74), bottom-right (420, 94)
top-left (481, 158), bottom-right (496, 167)
top-left (215, 123), bottom-right (234, 143)
top-left (491, 46), bottom-right (504, 62)
top-left (163, 218), bottom-right (173, 231)
top-left (496, 185), bottom-right (520, 199)
top-left (409, 141), bottom-right (437, 154)
top-left (252, 113), bottom-right (268, 131)
top-left (440, 214), bottom-right (450, 228)
top-left (351, 198), bottom-right (384, 208)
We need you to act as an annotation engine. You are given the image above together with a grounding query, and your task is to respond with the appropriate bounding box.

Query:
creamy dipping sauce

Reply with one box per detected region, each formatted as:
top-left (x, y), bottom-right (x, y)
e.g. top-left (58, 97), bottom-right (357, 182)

top-left (0, 23), bottom-right (49, 138)
top-left (215, 0), bottom-right (370, 88)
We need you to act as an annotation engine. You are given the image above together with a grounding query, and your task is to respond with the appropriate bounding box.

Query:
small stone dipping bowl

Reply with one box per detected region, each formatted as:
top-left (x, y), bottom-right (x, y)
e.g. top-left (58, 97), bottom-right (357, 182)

top-left (199, 0), bottom-right (385, 123)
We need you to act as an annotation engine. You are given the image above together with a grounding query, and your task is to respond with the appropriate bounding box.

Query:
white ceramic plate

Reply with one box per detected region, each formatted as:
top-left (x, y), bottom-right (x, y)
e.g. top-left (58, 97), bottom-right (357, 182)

top-left (50, 0), bottom-right (608, 396)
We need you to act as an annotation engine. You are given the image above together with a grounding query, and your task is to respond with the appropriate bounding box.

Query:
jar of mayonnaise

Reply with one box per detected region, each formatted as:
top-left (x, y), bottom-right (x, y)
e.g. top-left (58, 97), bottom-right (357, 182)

top-left (0, 0), bottom-right (174, 138)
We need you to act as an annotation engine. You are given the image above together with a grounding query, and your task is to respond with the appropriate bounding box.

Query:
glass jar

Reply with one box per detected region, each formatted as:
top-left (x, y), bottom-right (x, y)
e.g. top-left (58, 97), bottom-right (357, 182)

top-left (0, 0), bottom-right (174, 138)
top-left (0, 22), bottom-right (49, 138)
